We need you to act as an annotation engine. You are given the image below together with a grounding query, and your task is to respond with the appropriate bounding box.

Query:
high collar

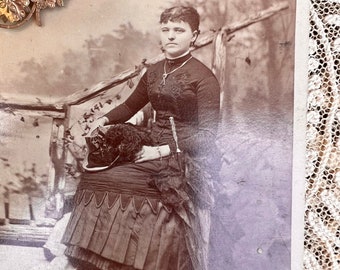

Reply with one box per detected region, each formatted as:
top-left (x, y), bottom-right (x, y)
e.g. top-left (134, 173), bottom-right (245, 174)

top-left (165, 52), bottom-right (192, 67)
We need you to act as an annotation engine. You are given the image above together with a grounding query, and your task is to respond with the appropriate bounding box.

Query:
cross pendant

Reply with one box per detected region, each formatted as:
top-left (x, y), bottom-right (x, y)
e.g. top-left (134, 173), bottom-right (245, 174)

top-left (162, 73), bottom-right (168, 85)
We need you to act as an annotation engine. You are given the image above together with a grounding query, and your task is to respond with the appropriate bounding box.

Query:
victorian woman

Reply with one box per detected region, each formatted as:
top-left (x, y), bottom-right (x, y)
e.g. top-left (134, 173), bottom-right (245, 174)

top-left (62, 6), bottom-right (221, 270)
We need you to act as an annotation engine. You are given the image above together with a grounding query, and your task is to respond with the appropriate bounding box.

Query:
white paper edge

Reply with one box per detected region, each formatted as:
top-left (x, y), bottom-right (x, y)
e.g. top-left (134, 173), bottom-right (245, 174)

top-left (291, 0), bottom-right (310, 269)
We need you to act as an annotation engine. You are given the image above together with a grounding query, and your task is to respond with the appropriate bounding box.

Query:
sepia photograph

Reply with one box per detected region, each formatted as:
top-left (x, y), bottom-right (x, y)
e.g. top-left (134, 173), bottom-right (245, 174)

top-left (0, 0), bottom-right (298, 269)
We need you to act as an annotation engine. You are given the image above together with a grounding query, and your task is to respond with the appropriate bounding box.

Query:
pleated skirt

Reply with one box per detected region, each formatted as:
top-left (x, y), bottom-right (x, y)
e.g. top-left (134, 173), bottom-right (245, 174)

top-left (61, 157), bottom-right (194, 270)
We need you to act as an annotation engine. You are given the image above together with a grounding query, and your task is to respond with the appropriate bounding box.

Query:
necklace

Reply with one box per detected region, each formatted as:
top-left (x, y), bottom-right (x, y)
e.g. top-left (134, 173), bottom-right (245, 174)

top-left (161, 56), bottom-right (192, 85)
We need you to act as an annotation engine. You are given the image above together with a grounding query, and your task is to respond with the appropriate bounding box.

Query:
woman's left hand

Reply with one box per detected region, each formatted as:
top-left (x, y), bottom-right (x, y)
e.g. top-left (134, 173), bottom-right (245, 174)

top-left (134, 145), bottom-right (170, 163)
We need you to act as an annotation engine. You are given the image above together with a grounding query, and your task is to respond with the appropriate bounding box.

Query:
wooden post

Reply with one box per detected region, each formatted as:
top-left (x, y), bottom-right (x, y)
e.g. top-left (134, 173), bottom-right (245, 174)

top-left (45, 115), bottom-right (68, 219)
top-left (0, 194), bottom-right (6, 225)
top-left (8, 193), bottom-right (31, 225)
top-left (212, 30), bottom-right (229, 121)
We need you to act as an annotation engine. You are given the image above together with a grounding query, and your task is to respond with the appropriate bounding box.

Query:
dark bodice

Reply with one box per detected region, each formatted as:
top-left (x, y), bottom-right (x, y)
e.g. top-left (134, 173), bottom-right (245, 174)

top-left (104, 53), bottom-right (221, 157)
top-left (148, 60), bottom-right (199, 123)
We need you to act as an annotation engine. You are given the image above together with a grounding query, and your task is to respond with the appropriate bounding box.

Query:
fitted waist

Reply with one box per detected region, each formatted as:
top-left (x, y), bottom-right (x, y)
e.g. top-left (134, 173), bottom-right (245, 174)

top-left (150, 120), bottom-right (196, 147)
top-left (154, 110), bottom-right (197, 125)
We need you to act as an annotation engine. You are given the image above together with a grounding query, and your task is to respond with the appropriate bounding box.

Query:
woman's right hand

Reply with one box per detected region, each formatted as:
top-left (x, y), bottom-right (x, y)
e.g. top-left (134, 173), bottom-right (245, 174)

top-left (135, 145), bottom-right (171, 163)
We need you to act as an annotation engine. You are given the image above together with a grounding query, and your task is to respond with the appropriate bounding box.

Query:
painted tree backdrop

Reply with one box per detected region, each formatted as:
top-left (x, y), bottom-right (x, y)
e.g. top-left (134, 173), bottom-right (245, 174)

top-left (0, 0), bottom-right (295, 269)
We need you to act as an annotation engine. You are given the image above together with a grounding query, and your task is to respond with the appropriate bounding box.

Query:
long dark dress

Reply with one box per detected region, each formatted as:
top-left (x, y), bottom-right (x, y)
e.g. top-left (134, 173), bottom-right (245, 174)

top-left (61, 53), bottom-right (221, 270)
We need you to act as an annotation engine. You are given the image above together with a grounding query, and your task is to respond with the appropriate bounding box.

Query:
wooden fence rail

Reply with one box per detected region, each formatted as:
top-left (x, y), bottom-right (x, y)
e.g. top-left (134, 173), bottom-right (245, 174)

top-left (58, 1), bottom-right (289, 106)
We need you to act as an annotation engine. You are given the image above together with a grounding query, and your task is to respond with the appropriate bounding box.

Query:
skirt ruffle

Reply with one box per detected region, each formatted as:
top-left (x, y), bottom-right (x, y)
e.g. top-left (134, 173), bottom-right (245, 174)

top-left (62, 187), bottom-right (193, 270)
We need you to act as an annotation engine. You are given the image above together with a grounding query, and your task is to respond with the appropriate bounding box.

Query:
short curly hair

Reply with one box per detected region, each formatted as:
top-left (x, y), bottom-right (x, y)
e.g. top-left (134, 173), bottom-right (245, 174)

top-left (160, 6), bottom-right (200, 32)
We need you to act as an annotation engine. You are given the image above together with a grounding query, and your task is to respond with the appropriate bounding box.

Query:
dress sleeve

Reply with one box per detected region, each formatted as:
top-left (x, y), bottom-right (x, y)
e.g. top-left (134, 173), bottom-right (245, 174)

top-left (103, 72), bottom-right (149, 124)
top-left (171, 75), bottom-right (221, 155)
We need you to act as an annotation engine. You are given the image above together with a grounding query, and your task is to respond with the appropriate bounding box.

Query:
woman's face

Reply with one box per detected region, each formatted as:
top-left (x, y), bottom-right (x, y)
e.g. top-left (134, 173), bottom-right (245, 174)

top-left (160, 20), bottom-right (197, 58)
